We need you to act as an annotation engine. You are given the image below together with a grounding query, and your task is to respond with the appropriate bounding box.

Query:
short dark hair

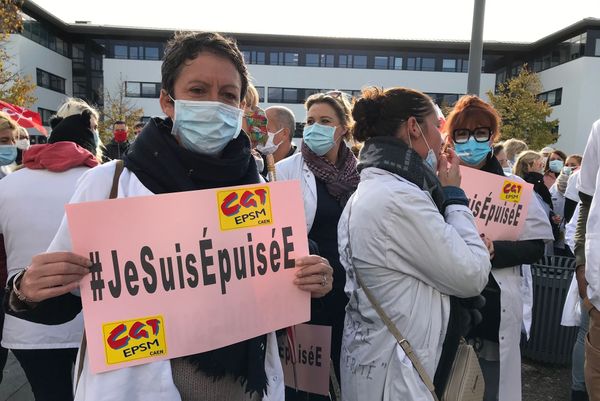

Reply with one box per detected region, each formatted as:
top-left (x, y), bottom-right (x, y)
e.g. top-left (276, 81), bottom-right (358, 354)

top-left (161, 31), bottom-right (249, 102)
top-left (493, 143), bottom-right (504, 156)
top-left (113, 120), bottom-right (126, 128)
top-left (133, 122), bottom-right (145, 129)
top-left (351, 87), bottom-right (434, 143)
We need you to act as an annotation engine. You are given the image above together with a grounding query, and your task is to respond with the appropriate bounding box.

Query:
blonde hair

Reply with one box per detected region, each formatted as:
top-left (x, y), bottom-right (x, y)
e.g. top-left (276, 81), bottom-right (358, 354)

top-left (504, 138), bottom-right (528, 163)
top-left (17, 126), bottom-right (29, 140)
top-left (513, 150), bottom-right (542, 178)
top-left (243, 83), bottom-right (259, 110)
top-left (306, 91), bottom-right (355, 140)
top-left (52, 98), bottom-right (102, 161)
top-left (55, 98), bottom-right (100, 120)
top-left (0, 111), bottom-right (19, 136)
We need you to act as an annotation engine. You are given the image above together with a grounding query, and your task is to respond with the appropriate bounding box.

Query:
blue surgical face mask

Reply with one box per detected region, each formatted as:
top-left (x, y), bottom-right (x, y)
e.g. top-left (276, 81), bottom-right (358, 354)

top-left (0, 145), bottom-right (17, 166)
top-left (171, 98), bottom-right (243, 156)
top-left (503, 167), bottom-right (512, 175)
top-left (454, 138), bottom-right (491, 166)
top-left (562, 166), bottom-right (573, 176)
top-left (303, 123), bottom-right (337, 156)
top-left (549, 159), bottom-right (564, 173)
top-left (415, 122), bottom-right (437, 172)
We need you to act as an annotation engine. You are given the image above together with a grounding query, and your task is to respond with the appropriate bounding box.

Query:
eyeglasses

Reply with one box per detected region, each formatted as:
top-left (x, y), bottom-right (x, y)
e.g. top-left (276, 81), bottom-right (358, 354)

top-left (452, 127), bottom-right (493, 144)
top-left (325, 90), bottom-right (353, 103)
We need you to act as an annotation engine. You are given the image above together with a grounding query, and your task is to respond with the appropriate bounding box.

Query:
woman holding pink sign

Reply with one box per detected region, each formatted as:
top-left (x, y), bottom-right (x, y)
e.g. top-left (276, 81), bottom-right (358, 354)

top-left (4, 31), bottom-right (333, 401)
top-left (445, 95), bottom-right (554, 401)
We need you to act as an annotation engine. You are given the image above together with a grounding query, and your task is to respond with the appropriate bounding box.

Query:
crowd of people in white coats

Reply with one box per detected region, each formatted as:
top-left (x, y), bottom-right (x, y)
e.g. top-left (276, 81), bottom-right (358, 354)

top-left (0, 30), bottom-right (599, 401)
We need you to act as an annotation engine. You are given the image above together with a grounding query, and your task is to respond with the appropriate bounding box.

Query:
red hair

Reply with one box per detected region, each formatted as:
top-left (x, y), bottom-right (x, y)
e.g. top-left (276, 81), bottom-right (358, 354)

top-left (444, 95), bottom-right (501, 144)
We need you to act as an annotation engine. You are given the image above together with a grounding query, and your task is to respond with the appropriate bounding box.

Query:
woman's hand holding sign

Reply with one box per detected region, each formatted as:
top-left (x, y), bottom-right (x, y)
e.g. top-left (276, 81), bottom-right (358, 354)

top-left (19, 252), bottom-right (91, 303)
top-left (294, 255), bottom-right (333, 298)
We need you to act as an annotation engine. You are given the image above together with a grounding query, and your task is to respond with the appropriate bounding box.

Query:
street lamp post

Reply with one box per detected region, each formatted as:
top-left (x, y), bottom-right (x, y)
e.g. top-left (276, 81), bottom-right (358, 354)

top-left (467, 0), bottom-right (486, 95)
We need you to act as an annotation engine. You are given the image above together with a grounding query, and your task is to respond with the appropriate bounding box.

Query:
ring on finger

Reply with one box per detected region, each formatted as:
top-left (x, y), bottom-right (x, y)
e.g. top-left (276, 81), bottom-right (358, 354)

top-left (321, 273), bottom-right (327, 287)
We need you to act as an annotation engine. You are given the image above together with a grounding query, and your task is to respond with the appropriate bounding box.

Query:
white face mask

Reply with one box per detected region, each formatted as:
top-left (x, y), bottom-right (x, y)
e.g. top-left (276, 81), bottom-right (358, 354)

top-left (16, 139), bottom-right (30, 151)
top-left (256, 128), bottom-right (283, 155)
top-left (171, 98), bottom-right (243, 156)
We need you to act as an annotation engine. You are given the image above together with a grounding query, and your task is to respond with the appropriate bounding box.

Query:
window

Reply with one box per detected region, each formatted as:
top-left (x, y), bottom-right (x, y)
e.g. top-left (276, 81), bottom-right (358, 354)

top-left (305, 53), bottom-right (334, 67)
top-left (36, 69), bottom-right (65, 93)
top-left (283, 88), bottom-right (298, 102)
top-left (393, 57), bottom-right (403, 70)
top-left (255, 86), bottom-right (265, 102)
top-left (421, 58), bottom-right (435, 71)
top-left (267, 87), bottom-right (319, 104)
top-left (125, 81), bottom-right (161, 98)
top-left (374, 56), bottom-right (389, 69)
top-left (596, 39), bottom-right (600, 56)
top-left (73, 77), bottom-right (87, 99)
top-left (109, 43), bottom-right (162, 60)
top-left (442, 59), bottom-right (457, 72)
top-left (338, 54), bottom-right (367, 69)
top-left (21, 19), bottom-right (69, 57)
top-left (269, 52), bottom-right (299, 66)
top-left (38, 108), bottom-right (56, 126)
top-left (145, 47), bottom-right (160, 60)
top-left (243, 51), bottom-right (266, 65)
top-left (268, 87), bottom-right (283, 102)
top-left (114, 45), bottom-right (128, 59)
top-left (426, 93), bottom-right (462, 106)
top-left (538, 88), bottom-right (562, 106)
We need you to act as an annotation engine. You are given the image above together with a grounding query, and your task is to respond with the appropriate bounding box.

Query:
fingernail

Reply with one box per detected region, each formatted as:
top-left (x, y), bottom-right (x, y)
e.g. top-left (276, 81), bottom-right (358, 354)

top-left (86, 260), bottom-right (93, 267)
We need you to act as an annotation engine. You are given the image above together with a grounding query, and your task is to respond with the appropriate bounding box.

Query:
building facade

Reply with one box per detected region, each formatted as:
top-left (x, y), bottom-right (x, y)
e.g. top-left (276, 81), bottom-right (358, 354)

top-left (6, 1), bottom-right (600, 153)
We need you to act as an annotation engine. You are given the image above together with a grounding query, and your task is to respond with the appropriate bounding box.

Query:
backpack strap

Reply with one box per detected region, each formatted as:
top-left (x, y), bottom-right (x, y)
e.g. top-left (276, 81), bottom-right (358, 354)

top-left (109, 160), bottom-right (125, 199)
top-left (76, 160), bottom-right (126, 388)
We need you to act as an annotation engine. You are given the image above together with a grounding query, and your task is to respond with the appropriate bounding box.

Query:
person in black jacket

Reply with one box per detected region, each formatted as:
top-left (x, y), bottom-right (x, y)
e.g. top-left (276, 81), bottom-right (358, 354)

top-left (102, 120), bottom-right (131, 162)
top-left (443, 95), bottom-right (552, 401)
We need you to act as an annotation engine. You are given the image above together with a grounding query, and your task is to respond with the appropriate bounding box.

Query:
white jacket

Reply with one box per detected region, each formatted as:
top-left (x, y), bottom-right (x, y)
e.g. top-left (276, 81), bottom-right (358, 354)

top-left (275, 153), bottom-right (317, 232)
top-left (492, 174), bottom-right (554, 401)
top-left (46, 161), bottom-right (284, 401)
top-left (337, 167), bottom-right (491, 401)
top-left (578, 119), bottom-right (600, 310)
top-left (0, 166), bottom-right (88, 349)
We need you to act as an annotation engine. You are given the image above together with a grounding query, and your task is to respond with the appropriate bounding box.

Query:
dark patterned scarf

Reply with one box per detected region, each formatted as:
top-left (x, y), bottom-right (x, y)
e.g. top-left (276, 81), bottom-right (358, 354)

top-left (301, 141), bottom-right (359, 206)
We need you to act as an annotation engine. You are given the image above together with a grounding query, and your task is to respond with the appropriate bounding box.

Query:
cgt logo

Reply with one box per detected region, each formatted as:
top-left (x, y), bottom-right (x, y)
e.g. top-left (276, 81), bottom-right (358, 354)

top-left (102, 315), bottom-right (167, 365)
top-left (217, 186), bottom-right (273, 230)
top-left (500, 180), bottom-right (523, 203)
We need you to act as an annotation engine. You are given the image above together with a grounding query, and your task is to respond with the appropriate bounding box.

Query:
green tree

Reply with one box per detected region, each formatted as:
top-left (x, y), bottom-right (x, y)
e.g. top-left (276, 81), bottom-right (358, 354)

top-left (0, 0), bottom-right (36, 107)
top-left (487, 66), bottom-right (559, 149)
top-left (98, 78), bottom-right (144, 143)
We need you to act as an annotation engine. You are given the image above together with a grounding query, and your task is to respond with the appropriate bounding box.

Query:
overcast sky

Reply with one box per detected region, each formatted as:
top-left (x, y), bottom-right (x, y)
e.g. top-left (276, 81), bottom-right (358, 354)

top-left (31, 0), bottom-right (600, 42)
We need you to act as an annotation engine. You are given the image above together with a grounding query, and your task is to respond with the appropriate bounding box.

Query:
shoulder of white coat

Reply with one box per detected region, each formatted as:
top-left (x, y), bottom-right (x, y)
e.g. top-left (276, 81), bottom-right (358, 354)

top-left (275, 153), bottom-right (304, 179)
top-left (356, 167), bottom-right (432, 208)
top-left (69, 161), bottom-right (122, 203)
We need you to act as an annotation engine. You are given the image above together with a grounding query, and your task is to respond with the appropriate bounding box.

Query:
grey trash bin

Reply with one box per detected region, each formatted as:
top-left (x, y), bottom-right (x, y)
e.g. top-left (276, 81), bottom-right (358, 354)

top-left (521, 255), bottom-right (579, 365)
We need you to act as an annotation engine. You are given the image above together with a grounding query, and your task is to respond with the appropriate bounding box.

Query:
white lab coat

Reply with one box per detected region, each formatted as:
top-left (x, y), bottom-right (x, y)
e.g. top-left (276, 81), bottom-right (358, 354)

top-left (562, 204), bottom-right (582, 327)
top-left (337, 167), bottom-right (491, 401)
top-left (275, 153), bottom-right (317, 232)
top-left (46, 161), bottom-right (284, 401)
top-left (493, 176), bottom-right (554, 401)
top-left (578, 119), bottom-right (600, 310)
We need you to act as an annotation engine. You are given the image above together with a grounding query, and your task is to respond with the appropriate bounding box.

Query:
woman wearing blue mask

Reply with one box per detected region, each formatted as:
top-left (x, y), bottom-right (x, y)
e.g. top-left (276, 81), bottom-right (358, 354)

top-left (0, 111), bottom-right (19, 179)
top-left (5, 31), bottom-right (333, 401)
top-left (543, 149), bottom-right (567, 190)
top-left (338, 87), bottom-right (491, 401)
top-left (445, 95), bottom-right (554, 401)
top-left (276, 91), bottom-right (359, 400)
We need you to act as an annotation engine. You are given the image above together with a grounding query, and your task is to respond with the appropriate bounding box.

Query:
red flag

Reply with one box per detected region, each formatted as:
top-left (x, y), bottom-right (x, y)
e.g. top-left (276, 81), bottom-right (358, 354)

top-left (0, 100), bottom-right (48, 135)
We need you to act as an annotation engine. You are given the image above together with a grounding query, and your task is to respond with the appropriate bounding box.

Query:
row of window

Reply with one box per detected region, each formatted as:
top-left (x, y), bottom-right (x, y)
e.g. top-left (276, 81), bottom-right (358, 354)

top-left (241, 50), bottom-right (475, 72)
top-left (125, 81), bottom-right (161, 98)
top-left (537, 88), bottom-right (563, 107)
top-left (21, 19), bottom-right (69, 57)
top-left (36, 68), bottom-right (66, 94)
top-left (113, 44), bottom-right (161, 60)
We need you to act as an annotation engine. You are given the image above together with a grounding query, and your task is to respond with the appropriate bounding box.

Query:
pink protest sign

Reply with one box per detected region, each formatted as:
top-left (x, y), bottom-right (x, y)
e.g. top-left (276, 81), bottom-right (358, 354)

top-left (460, 166), bottom-right (534, 241)
top-left (65, 181), bottom-right (310, 373)
top-left (279, 324), bottom-right (332, 396)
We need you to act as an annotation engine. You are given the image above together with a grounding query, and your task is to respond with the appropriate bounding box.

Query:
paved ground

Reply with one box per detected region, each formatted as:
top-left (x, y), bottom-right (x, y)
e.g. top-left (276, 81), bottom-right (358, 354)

top-left (0, 352), bottom-right (574, 401)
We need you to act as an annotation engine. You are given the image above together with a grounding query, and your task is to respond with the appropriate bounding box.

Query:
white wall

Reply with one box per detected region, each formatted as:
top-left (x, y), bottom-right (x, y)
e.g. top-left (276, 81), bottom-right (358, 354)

top-left (7, 35), bottom-right (71, 113)
top-left (538, 57), bottom-right (600, 155)
top-left (103, 58), bottom-right (164, 118)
